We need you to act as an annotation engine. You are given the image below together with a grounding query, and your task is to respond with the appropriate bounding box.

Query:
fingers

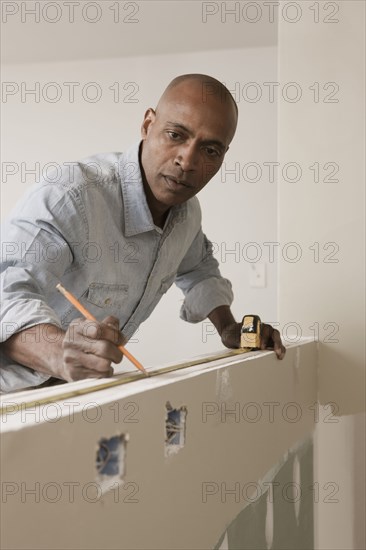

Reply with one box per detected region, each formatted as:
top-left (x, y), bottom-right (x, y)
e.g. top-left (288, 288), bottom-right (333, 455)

top-left (86, 315), bottom-right (125, 347)
top-left (272, 329), bottom-right (286, 360)
top-left (61, 317), bottom-right (125, 381)
top-left (260, 323), bottom-right (272, 350)
top-left (66, 318), bottom-right (123, 362)
top-left (260, 323), bottom-right (287, 360)
top-left (221, 322), bottom-right (242, 349)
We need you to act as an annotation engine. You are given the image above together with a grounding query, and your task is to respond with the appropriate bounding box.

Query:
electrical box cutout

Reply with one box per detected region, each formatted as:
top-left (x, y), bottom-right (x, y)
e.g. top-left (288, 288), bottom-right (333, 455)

top-left (95, 433), bottom-right (128, 493)
top-left (165, 402), bottom-right (187, 457)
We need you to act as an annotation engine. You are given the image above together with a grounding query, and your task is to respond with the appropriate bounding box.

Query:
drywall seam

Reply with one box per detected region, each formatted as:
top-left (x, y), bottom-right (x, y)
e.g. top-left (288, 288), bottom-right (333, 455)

top-left (0, 339), bottom-right (314, 432)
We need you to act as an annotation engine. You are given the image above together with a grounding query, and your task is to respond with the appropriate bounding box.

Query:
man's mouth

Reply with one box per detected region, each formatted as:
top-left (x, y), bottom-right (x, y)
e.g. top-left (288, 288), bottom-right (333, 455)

top-left (163, 175), bottom-right (192, 190)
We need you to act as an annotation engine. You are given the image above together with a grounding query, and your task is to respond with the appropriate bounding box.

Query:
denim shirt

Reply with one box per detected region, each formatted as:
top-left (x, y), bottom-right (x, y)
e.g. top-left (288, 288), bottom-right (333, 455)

top-left (0, 142), bottom-right (233, 391)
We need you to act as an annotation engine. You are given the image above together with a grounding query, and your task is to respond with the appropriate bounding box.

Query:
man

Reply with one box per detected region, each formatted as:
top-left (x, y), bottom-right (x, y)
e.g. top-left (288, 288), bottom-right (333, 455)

top-left (0, 74), bottom-right (285, 392)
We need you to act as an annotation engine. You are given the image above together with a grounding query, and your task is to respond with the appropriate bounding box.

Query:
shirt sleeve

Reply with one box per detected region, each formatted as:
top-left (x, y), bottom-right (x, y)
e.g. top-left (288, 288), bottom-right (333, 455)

top-left (0, 183), bottom-right (82, 343)
top-left (175, 229), bottom-right (234, 323)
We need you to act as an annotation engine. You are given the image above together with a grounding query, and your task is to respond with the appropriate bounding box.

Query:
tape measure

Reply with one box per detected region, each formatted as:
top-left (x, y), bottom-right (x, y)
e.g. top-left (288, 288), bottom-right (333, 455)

top-left (240, 315), bottom-right (261, 350)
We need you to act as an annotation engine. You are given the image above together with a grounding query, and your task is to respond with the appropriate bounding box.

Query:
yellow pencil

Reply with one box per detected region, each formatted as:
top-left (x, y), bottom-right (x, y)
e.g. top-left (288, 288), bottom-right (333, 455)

top-left (56, 283), bottom-right (148, 376)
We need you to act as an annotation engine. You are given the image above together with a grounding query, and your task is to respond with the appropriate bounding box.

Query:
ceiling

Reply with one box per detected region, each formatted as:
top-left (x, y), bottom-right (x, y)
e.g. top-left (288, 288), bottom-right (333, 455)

top-left (1, 1), bottom-right (277, 64)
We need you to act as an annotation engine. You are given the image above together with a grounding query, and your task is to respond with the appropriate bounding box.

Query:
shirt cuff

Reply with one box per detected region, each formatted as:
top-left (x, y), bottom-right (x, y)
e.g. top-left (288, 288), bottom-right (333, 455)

top-left (0, 299), bottom-right (62, 342)
top-left (0, 355), bottom-right (51, 393)
top-left (179, 277), bottom-right (234, 323)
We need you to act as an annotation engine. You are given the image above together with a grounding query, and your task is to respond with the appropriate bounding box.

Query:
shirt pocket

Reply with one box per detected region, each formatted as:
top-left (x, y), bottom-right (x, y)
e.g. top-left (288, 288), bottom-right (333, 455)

top-left (86, 283), bottom-right (129, 311)
top-left (60, 283), bottom-right (129, 328)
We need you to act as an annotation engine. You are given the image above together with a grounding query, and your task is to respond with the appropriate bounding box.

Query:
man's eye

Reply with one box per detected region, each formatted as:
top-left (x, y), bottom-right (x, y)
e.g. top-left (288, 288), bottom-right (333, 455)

top-left (168, 131), bottom-right (181, 140)
top-left (205, 147), bottom-right (220, 158)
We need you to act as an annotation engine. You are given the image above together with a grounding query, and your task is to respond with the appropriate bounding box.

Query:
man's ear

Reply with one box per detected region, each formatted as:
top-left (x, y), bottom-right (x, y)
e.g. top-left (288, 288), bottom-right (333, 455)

top-left (141, 108), bottom-right (156, 138)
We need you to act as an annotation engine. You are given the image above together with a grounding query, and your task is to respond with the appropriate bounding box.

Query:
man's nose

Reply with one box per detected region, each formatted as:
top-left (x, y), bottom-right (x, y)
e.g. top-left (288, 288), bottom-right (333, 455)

top-left (174, 143), bottom-right (198, 171)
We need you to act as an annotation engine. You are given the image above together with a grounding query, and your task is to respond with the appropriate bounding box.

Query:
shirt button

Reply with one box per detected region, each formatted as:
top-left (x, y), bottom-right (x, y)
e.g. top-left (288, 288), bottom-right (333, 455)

top-left (104, 298), bottom-right (111, 306)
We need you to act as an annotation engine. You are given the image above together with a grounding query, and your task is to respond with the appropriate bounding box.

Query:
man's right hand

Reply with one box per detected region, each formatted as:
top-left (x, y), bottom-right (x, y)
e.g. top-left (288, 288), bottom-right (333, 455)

top-left (59, 316), bottom-right (124, 381)
top-left (1, 316), bottom-right (125, 383)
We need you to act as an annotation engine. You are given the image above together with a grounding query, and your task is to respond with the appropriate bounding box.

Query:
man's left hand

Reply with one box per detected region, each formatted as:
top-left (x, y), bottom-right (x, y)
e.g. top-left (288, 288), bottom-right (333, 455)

top-left (220, 321), bottom-right (286, 360)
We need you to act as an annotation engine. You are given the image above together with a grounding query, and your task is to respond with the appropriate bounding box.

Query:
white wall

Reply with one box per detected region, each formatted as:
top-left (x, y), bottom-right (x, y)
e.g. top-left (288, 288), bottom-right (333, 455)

top-left (1, 46), bottom-right (278, 368)
top-left (277, 1), bottom-right (365, 548)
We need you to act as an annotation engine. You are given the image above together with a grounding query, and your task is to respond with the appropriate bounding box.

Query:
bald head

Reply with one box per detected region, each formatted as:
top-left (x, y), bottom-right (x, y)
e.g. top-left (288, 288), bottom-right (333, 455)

top-left (156, 74), bottom-right (238, 140)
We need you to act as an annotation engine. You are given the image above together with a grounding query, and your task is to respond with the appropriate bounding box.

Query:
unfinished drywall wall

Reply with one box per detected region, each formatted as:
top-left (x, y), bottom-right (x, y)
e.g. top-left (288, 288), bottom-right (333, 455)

top-left (214, 439), bottom-right (314, 550)
top-left (0, 341), bottom-right (317, 549)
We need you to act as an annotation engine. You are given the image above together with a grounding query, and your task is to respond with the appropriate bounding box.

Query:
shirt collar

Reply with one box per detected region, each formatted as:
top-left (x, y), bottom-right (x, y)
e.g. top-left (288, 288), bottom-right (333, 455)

top-left (118, 141), bottom-right (187, 237)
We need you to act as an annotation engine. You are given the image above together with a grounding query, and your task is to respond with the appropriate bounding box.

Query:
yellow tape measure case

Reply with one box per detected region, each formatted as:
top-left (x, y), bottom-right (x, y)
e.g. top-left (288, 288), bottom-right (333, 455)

top-left (240, 315), bottom-right (261, 349)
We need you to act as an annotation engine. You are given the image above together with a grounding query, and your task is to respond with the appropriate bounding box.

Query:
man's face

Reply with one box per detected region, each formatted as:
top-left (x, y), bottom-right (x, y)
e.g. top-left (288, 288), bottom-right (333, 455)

top-left (140, 81), bottom-right (237, 210)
